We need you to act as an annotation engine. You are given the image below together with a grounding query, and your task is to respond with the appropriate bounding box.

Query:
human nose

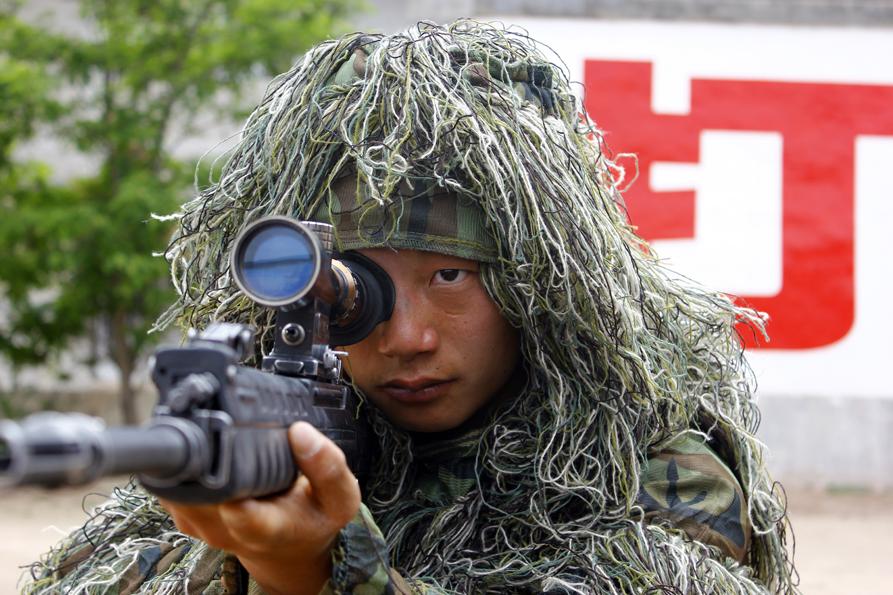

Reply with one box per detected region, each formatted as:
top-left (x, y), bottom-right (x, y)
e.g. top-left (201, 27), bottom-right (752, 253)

top-left (376, 291), bottom-right (439, 359)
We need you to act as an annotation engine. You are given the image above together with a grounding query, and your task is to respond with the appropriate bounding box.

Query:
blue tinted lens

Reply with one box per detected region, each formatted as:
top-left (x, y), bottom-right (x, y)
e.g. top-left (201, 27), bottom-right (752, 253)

top-left (238, 225), bottom-right (316, 302)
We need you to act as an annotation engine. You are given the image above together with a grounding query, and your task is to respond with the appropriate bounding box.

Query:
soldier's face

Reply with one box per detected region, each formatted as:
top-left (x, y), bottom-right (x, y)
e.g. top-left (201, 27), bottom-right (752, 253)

top-left (339, 248), bottom-right (520, 433)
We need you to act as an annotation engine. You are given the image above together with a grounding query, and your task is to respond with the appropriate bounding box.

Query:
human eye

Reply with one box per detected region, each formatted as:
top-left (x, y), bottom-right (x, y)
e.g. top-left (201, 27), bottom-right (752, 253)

top-left (431, 269), bottom-right (469, 285)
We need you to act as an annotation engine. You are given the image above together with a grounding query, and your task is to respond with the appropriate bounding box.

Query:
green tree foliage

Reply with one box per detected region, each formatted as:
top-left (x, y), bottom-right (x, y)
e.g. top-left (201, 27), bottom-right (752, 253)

top-left (0, 0), bottom-right (355, 422)
top-left (0, 14), bottom-right (62, 392)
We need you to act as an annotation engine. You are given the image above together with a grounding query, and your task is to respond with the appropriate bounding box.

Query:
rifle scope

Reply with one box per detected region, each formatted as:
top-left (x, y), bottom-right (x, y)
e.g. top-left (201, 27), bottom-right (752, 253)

top-left (231, 218), bottom-right (394, 346)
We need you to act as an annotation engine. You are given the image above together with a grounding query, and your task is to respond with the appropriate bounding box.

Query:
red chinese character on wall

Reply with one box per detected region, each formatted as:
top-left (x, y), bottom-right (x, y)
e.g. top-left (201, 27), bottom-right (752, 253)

top-left (585, 60), bottom-right (893, 349)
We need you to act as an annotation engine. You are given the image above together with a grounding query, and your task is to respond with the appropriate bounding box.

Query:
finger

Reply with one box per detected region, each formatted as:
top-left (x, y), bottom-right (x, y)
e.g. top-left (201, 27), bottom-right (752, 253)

top-left (289, 421), bottom-right (360, 525)
top-left (166, 510), bottom-right (200, 538)
top-left (217, 488), bottom-right (314, 548)
top-left (157, 498), bottom-right (231, 546)
top-left (157, 498), bottom-right (220, 518)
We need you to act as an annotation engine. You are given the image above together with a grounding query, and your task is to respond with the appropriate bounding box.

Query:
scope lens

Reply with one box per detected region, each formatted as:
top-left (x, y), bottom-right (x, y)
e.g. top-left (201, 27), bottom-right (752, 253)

top-left (236, 222), bottom-right (318, 304)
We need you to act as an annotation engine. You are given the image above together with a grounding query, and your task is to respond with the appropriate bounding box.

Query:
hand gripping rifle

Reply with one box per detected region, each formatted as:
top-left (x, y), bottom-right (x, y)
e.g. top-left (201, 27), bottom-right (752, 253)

top-left (0, 219), bottom-right (394, 503)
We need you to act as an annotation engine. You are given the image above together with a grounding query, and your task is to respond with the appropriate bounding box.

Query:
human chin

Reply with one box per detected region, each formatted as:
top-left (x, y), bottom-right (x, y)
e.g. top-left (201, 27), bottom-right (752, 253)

top-left (368, 387), bottom-right (469, 433)
top-left (383, 405), bottom-right (466, 433)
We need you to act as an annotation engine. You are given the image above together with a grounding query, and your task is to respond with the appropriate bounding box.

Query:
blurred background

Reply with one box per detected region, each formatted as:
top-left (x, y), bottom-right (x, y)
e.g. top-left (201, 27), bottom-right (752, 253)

top-left (1, 0), bottom-right (891, 593)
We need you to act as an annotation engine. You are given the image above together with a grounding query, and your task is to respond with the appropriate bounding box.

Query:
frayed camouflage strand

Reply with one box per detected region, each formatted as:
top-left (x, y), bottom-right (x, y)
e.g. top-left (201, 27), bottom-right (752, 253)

top-left (22, 480), bottom-right (227, 594)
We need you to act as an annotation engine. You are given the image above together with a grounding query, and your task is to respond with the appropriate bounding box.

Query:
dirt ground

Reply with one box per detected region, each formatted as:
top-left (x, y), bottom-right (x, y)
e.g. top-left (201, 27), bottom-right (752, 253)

top-left (2, 483), bottom-right (891, 594)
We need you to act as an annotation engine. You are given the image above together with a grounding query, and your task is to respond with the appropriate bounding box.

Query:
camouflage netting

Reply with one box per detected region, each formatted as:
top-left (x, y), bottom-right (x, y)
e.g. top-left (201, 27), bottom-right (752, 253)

top-left (27, 20), bottom-right (797, 594)
top-left (23, 481), bottom-right (217, 593)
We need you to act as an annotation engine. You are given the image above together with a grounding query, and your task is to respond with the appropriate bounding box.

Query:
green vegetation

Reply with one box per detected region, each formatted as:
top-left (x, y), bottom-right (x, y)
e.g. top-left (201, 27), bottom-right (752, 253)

top-left (0, 0), bottom-right (356, 422)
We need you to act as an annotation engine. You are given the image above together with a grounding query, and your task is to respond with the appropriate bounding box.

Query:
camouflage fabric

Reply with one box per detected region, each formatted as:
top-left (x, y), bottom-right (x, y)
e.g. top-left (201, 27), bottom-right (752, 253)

top-left (27, 537), bottom-right (246, 594)
top-left (638, 433), bottom-right (752, 563)
top-left (319, 504), bottom-right (419, 595)
top-left (314, 170), bottom-right (498, 264)
top-left (328, 45), bottom-right (560, 114)
top-left (20, 431), bottom-right (750, 595)
top-left (308, 41), bottom-right (564, 265)
top-left (310, 429), bottom-right (752, 595)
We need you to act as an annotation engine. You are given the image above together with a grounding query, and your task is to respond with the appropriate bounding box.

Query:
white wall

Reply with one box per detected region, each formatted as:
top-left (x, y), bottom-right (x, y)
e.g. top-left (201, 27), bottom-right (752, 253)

top-left (499, 18), bottom-right (893, 400)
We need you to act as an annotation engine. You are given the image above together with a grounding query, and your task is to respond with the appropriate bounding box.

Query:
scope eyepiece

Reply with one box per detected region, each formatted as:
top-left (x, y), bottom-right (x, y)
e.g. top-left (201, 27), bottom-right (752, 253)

top-left (231, 217), bottom-right (395, 346)
top-left (231, 217), bottom-right (322, 307)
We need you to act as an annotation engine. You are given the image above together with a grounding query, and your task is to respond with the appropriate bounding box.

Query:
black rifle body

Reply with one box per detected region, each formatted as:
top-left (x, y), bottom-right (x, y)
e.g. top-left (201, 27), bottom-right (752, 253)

top-left (0, 330), bottom-right (369, 504)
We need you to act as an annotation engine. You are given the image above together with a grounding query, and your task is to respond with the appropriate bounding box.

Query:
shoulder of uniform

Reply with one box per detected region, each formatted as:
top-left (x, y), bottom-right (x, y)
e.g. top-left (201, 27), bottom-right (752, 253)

top-left (638, 431), bottom-right (751, 563)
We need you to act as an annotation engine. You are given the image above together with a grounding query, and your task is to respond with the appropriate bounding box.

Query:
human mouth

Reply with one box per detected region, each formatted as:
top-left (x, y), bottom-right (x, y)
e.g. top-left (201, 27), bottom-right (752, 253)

top-left (379, 378), bottom-right (455, 404)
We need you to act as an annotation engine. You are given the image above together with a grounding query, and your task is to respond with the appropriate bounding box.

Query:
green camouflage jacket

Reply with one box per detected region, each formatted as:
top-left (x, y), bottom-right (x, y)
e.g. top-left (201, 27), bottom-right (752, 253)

top-left (317, 430), bottom-right (750, 594)
top-left (24, 432), bottom-right (748, 594)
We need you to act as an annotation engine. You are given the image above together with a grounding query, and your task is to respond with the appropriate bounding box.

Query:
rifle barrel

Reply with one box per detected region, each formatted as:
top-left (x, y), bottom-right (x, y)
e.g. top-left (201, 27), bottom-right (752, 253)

top-left (0, 412), bottom-right (204, 488)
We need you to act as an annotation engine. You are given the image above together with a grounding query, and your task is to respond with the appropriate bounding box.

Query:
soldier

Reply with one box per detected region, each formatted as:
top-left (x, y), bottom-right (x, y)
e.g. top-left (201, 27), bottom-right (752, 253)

top-left (26, 20), bottom-right (795, 594)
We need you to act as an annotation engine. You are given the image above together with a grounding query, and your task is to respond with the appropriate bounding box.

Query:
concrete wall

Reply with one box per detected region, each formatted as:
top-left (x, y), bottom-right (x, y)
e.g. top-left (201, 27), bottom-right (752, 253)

top-left (760, 395), bottom-right (893, 491)
top-left (476, 0), bottom-right (893, 26)
top-left (354, 0), bottom-right (893, 31)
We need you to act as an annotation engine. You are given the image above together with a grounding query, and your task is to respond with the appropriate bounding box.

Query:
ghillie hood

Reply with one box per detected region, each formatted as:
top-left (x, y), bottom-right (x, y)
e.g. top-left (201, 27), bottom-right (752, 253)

top-left (149, 20), bottom-right (794, 594)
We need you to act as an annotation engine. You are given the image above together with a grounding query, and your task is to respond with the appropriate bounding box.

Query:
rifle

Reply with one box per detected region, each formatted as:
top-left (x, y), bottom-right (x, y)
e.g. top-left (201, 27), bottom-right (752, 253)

top-left (0, 218), bottom-right (394, 503)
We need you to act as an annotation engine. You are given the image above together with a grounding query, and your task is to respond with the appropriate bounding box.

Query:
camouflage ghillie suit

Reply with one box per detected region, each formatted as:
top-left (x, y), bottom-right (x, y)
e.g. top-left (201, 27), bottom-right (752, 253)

top-left (24, 20), bottom-right (796, 594)
top-left (22, 433), bottom-right (750, 594)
